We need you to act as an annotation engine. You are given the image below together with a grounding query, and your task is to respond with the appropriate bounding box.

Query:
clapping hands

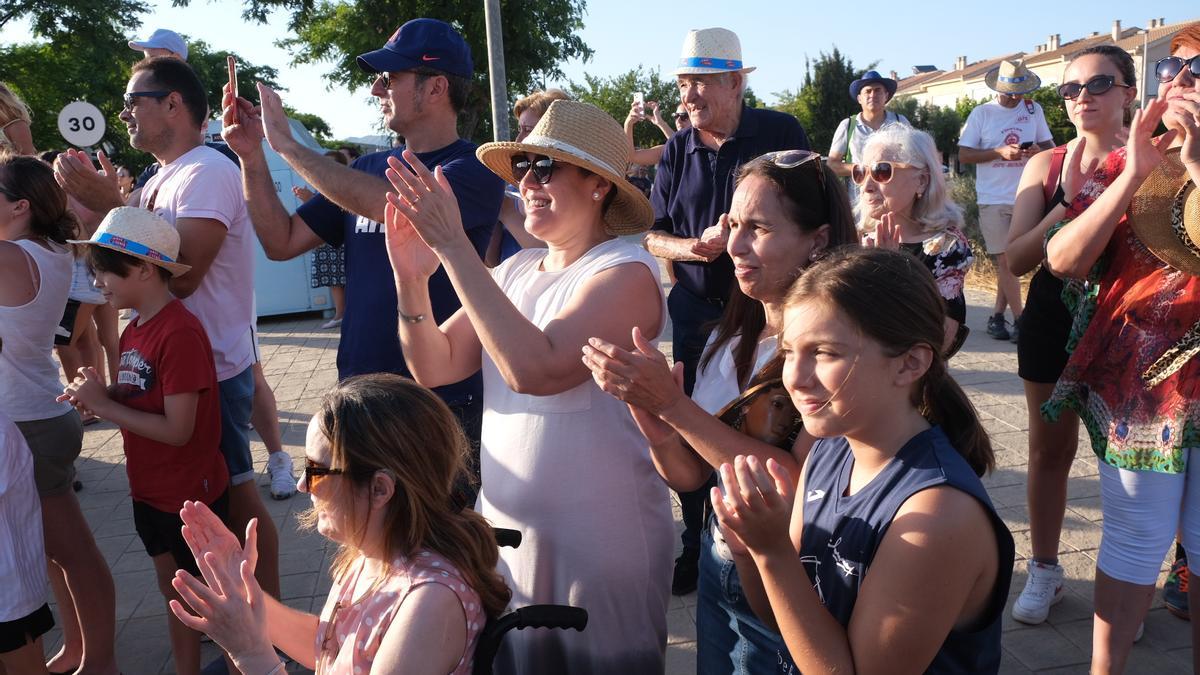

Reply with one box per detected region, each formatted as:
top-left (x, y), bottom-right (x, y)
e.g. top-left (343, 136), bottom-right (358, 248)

top-left (710, 455), bottom-right (797, 557)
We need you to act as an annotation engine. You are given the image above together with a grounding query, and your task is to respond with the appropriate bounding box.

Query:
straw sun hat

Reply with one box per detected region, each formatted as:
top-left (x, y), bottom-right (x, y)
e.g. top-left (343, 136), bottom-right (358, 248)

top-left (476, 100), bottom-right (653, 235)
top-left (1128, 149), bottom-right (1200, 277)
top-left (984, 59), bottom-right (1041, 95)
top-left (68, 206), bottom-right (191, 277)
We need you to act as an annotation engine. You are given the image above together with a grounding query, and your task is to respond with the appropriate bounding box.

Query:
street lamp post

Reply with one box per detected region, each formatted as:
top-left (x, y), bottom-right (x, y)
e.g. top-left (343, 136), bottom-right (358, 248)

top-left (484, 0), bottom-right (510, 141)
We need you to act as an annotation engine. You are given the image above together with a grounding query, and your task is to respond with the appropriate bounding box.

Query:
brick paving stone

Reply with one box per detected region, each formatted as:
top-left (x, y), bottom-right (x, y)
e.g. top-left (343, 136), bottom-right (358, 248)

top-left (48, 286), bottom-right (1192, 673)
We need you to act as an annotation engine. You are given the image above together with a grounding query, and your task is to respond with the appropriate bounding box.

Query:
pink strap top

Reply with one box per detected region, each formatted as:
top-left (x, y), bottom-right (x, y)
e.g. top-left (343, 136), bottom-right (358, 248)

top-left (315, 551), bottom-right (486, 675)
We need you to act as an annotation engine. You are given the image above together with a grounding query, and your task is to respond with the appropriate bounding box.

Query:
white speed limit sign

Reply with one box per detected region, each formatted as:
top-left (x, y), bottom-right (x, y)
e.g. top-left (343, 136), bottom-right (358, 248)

top-left (57, 101), bottom-right (106, 147)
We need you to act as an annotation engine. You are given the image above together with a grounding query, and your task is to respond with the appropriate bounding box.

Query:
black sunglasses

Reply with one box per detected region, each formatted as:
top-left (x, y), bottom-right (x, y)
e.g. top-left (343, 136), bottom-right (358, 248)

top-left (377, 72), bottom-right (394, 89)
top-left (1156, 55), bottom-right (1200, 84)
top-left (1057, 75), bottom-right (1132, 101)
top-left (851, 161), bottom-right (917, 186)
top-left (302, 457), bottom-right (344, 492)
top-left (673, 112), bottom-right (689, 121)
top-left (511, 155), bottom-right (557, 184)
top-left (122, 90), bottom-right (171, 111)
top-left (0, 184), bottom-right (18, 201)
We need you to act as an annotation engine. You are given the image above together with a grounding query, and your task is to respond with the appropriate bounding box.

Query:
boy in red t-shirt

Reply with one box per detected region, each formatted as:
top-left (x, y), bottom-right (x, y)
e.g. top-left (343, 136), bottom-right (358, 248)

top-left (59, 207), bottom-right (228, 675)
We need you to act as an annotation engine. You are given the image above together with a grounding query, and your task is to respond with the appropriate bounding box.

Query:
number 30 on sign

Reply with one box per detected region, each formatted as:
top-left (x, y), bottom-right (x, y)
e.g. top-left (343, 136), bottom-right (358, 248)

top-left (57, 101), bottom-right (106, 147)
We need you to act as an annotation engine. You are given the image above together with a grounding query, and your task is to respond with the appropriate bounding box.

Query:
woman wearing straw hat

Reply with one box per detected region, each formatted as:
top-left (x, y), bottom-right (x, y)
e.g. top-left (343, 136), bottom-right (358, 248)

top-left (1041, 27), bottom-right (1200, 673)
top-left (381, 100), bottom-right (674, 674)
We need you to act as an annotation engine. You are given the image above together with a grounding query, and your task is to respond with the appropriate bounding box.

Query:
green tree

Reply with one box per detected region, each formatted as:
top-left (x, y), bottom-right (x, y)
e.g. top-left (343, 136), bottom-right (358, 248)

top-left (1028, 86), bottom-right (1074, 145)
top-left (566, 67), bottom-right (678, 149)
top-left (283, 106), bottom-right (335, 145)
top-left (176, 0), bottom-right (593, 142)
top-left (888, 96), bottom-right (967, 158)
top-left (773, 49), bottom-right (873, 153)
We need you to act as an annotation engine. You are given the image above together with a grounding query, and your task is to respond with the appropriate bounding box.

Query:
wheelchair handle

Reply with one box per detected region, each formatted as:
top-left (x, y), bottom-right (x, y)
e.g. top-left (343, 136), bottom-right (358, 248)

top-left (513, 605), bottom-right (588, 632)
top-left (493, 527), bottom-right (523, 549)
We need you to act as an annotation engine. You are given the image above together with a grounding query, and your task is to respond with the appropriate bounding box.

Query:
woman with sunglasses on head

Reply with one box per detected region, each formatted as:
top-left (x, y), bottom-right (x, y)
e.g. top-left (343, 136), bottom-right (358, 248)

top-left (853, 125), bottom-right (974, 357)
top-left (169, 374), bottom-right (511, 675)
top-left (713, 247), bottom-right (1012, 675)
top-left (0, 153), bottom-right (119, 675)
top-left (380, 100), bottom-right (675, 673)
top-left (583, 149), bottom-right (857, 674)
top-left (1039, 25), bottom-right (1200, 673)
top-left (1001, 46), bottom-right (1136, 627)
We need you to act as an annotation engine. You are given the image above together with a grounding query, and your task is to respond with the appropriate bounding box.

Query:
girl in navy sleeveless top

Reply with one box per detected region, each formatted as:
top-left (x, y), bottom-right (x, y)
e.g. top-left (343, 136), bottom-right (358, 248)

top-left (711, 248), bottom-right (1014, 674)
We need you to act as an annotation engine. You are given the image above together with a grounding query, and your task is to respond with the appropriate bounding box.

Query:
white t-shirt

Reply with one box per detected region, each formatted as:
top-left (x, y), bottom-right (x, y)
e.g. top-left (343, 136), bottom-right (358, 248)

top-left (0, 411), bottom-right (48, 621)
top-left (692, 331), bottom-right (779, 415)
top-left (959, 100), bottom-right (1054, 205)
top-left (141, 145), bottom-right (256, 381)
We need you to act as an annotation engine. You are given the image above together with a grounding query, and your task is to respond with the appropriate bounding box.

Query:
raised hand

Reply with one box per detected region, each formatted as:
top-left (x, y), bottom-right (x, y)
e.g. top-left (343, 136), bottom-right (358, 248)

top-left (220, 82), bottom-right (265, 158)
top-left (255, 83), bottom-right (299, 155)
top-left (1061, 136), bottom-right (1099, 203)
top-left (582, 326), bottom-right (685, 416)
top-left (170, 505), bottom-right (272, 661)
top-left (382, 200), bottom-right (440, 284)
top-left (1126, 86), bottom-right (1178, 181)
top-left (1172, 89), bottom-right (1200, 184)
top-left (53, 149), bottom-right (124, 212)
top-left (384, 149), bottom-right (470, 252)
top-left (291, 185), bottom-right (314, 203)
top-left (710, 455), bottom-right (797, 557)
top-left (865, 212), bottom-right (901, 249)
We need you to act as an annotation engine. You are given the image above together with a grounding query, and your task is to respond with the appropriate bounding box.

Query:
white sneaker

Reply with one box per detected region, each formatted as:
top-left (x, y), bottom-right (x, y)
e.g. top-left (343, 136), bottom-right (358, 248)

top-left (1012, 559), bottom-right (1065, 624)
top-left (1134, 621), bottom-right (1145, 643)
top-left (267, 452), bottom-right (296, 500)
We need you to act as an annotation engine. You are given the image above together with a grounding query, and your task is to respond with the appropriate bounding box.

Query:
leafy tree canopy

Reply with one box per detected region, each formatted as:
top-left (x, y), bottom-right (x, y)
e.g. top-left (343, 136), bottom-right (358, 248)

top-left (773, 48), bottom-right (875, 154)
top-left (171, 0), bottom-right (593, 142)
top-left (566, 67), bottom-right (679, 149)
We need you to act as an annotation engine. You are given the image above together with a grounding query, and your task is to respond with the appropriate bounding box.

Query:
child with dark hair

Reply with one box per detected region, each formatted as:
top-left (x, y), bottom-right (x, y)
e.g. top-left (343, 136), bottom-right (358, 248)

top-left (713, 247), bottom-right (1013, 674)
top-left (59, 206), bottom-right (228, 675)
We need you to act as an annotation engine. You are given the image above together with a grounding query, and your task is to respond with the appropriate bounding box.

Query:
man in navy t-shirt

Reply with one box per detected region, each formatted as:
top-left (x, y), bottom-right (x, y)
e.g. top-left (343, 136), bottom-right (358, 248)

top-left (218, 19), bottom-right (503, 494)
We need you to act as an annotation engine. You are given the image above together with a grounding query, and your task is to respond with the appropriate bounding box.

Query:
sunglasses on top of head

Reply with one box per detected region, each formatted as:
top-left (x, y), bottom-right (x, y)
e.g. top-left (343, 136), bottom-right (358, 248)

top-left (1156, 55), bottom-right (1200, 84)
top-left (851, 161), bottom-right (917, 186)
top-left (1057, 74), bottom-right (1132, 100)
top-left (511, 155), bottom-right (557, 184)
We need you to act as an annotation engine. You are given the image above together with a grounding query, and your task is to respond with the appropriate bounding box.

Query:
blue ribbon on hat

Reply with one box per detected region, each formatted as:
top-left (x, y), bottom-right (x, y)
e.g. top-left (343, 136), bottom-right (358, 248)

top-left (95, 232), bottom-right (177, 263)
top-left (998, 74), bottom-right (1030, 84)
top-left (678, 56), bottom-right (743, 70)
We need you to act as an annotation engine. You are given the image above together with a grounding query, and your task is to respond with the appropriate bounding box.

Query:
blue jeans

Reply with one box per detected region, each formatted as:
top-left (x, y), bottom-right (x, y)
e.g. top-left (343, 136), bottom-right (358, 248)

top-left (696, 522), bottom-right (787, 675)
top-left (217, 365), bottom-right (255, 486)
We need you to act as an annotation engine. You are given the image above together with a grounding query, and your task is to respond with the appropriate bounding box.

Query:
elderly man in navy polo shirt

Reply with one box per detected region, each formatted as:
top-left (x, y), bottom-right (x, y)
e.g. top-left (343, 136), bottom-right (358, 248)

top-left (220, 19), bottom-right (504, 504)
top-left (644, 27), bottom-right (810, 596)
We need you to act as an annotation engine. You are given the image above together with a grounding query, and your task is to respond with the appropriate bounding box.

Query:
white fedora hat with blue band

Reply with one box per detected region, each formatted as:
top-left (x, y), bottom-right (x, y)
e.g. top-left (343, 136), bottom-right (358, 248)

top-left (68, 207), bottom-right (191, 277)
top-left (984, 59), bottom-right (1042, 95)
top-left (673, 28), bottom-right (756, 76)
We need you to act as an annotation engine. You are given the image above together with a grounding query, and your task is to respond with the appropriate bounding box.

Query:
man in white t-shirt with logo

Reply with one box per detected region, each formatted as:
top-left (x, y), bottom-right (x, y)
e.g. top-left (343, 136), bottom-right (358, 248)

top-left (959, 59), bottom-right (1055, 342)
top-left (828, 70), bottom-right (910, 204)
top-left (54, 56), bottom-right (283, 610)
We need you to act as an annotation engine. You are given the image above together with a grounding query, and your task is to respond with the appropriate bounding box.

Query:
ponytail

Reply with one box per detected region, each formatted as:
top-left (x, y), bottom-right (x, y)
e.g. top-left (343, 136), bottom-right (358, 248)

top-left (919, 358), bottom-right (994, 476)
top-left (0, 152), bottom-right (79, 244)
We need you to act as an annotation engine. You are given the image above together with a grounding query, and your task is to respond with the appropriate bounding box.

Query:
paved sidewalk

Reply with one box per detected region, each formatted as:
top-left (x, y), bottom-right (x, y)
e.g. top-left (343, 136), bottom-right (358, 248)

top-left (50, 287), bottom-right (1192, 674)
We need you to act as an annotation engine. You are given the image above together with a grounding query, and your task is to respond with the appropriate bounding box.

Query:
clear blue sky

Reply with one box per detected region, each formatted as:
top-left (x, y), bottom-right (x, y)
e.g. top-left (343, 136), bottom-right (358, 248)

top-left (1, 1), bottom-right (1191, 140)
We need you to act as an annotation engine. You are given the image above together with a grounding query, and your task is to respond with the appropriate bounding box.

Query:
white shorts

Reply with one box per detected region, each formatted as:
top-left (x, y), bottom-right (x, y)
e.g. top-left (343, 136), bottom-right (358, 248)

top-left (1097, 452), bottom-right (1200, 585)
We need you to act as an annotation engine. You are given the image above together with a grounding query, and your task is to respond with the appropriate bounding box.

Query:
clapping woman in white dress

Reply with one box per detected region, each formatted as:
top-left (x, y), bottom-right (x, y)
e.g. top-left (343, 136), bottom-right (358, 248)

top-left (381, 100), bottom-right (674, 674)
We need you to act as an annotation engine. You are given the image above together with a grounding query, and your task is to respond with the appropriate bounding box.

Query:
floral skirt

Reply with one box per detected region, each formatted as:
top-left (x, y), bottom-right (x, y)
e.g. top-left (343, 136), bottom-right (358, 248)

top-left (310, 244), bottom-right (345, 288)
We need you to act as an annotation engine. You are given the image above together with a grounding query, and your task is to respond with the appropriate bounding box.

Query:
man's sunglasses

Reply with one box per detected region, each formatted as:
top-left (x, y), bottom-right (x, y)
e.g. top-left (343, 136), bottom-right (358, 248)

top-left (1057, 75), bottom-right (1132, 101)
top-left (511, 155), bottom-right (557, 184)
top-left (122, 90), bottom-right (171, 112)
top-left (1156, 55), bottom-right (1200, 84)
top-left (302, 457), bottom-right (344, 492)
top-left (851, 161), bottom-right (917, 186)
top-left (673, 112), bottom-right (689, 121)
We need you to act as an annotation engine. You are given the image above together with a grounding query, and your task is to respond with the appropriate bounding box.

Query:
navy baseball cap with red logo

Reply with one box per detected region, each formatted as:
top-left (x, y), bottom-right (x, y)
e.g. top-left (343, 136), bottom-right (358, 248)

top-left (356, 18), bottom-right (474, 79)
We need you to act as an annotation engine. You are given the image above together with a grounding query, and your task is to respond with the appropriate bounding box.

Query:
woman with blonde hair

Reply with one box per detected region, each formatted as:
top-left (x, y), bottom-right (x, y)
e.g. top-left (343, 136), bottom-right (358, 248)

top-left (854, 125), bottom-right (974, 356)
top-left (0, 83), bottom-right (35, 155)
top-left (170, 373), bottom-right (511, 674)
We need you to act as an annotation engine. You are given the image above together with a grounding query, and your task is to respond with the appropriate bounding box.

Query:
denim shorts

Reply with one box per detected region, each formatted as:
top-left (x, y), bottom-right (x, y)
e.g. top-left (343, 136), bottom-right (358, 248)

top-left (218, 365), bottom-right (255, 486)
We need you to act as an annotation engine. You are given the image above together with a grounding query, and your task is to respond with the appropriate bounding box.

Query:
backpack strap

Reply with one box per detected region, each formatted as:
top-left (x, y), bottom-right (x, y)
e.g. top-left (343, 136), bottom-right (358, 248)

top-left (1043, 145), bottom-right (1068, 207)
top-left (844, 116), bottom-right (855, 164)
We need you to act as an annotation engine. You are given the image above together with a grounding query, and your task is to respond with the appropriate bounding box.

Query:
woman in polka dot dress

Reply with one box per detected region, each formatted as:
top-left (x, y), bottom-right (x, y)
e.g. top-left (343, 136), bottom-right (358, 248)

top-left (167, 374), bottom-right (512, 675)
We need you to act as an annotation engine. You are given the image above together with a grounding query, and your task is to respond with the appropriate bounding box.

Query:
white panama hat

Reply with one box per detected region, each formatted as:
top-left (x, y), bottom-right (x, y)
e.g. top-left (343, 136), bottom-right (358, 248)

top-left (68, 207), bottom-right (191, 277)
top-left (673, 27), bottom-right (756, 76)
